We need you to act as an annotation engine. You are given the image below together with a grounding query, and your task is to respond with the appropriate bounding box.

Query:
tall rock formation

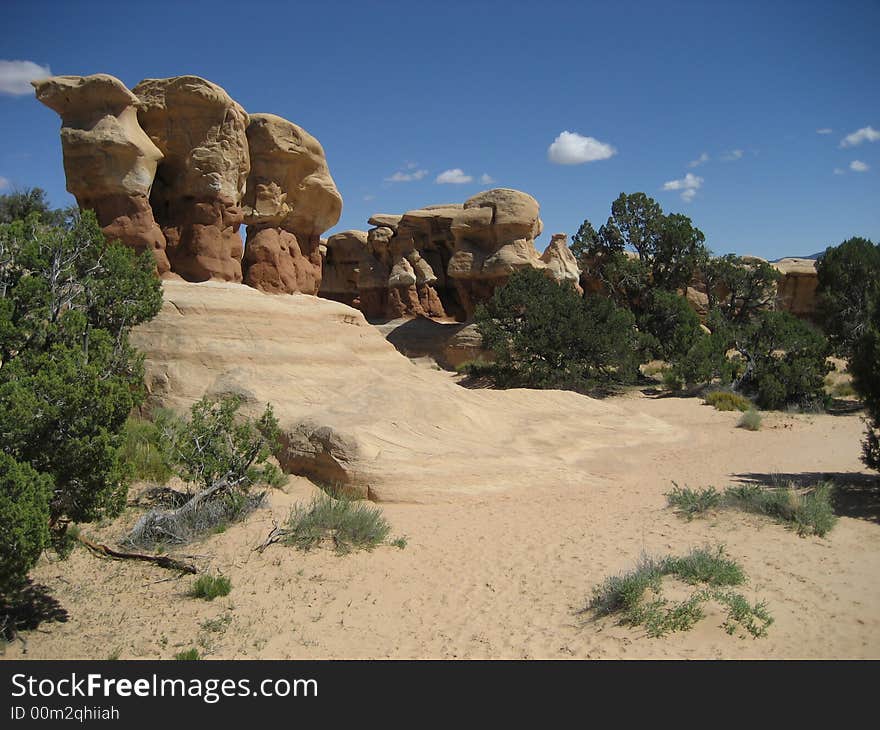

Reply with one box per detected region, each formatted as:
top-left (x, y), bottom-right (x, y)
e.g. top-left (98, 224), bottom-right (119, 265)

top-left (446, 188), bottom-right (546, 316)
top-left (132, 76), bottom-right (249, 282)
top-left (32, 74), bottom-right (170, 274)
top-left (241, 114), bottom-right (342, 294)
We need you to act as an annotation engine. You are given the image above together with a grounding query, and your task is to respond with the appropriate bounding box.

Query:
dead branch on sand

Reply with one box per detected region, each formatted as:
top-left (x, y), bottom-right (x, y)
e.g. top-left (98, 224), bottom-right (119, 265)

top-left (77, 535), bottom-right (197, 574)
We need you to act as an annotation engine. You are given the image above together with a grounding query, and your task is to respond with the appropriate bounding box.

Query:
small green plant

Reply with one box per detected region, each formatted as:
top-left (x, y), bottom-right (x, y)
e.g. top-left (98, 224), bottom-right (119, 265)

top-left (106, 648), bottom-right (122, 660)
top-left (173, 648), bottom-right (201, 660)
top-left (200, 614), bottom-right (232, 633)
top-left (391, 536), bottom-right (408, 549)
top-left (188, 574), bottom-right (232, 601)
top-left (120, 415), bottom-right (173, 483)
top-left (283, 495), bottom-right (391, 554)
top-left (663, 546), bottom-right (745, 587)
top-left (584, 546), bottom-right (771, 639)
top-left (725, 482), bottom-right (837, 537)
top-left (714, 590), bottom-right (774, 638)
top-left (665, 484), bottom-right (722, 519)
top-left (737, 409), bottom-right (762, 431)
top-left (704, 390), bottom-right (753, 412)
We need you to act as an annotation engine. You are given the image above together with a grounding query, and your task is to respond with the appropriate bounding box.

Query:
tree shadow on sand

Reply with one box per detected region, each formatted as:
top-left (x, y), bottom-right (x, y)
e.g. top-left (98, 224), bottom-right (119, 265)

top-left (1, 580), bottom-right (69, 651)
top-left (732, 471), bottom-right (880, 524)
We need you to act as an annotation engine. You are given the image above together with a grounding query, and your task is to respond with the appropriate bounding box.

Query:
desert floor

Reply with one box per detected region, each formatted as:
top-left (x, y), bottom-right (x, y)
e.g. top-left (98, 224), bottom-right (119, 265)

top-left (4, 383), bottom-right (878, 661)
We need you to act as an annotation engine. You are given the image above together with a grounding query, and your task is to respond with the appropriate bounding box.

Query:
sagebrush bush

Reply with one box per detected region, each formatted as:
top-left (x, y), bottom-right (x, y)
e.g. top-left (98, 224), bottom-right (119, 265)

top-left (725, 482), bottom-right (837, 537)
top-left (585, 546), bottom-right (771, 638)
top-left (284, 495), bottom-right (391, 554)
top-left (188, 575), bottom-right (232, 601)
top-left (738, 409), bottom-right (762, 431)
top-left (665, 484), bottom-right (722, 519)
top-left (704, 390), bottom-right (753, 412)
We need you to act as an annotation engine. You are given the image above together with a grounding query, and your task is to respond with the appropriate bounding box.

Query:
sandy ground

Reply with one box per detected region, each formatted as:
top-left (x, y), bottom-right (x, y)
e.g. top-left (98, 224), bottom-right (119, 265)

top-left (4, 389), bottom-right (878, 660)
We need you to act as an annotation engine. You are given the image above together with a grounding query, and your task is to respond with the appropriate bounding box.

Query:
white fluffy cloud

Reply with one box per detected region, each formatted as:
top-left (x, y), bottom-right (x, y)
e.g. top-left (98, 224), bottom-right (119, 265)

top-left (479, 173), bottom-right (496, 185)
top-left (435, 168), bottom-right (473, 184)
top-left (721, 149), bottom-right (744, 161)
top-left (688, 152), bottom-right (709, 168)
top-left (840, 126), bottom-right (880, 148)
top-left (385, 169), bottom-right (428, 182)
top-left (663, 172), bottom-right (703, 202)
top-left (850, 160), bottom-right (870, 172)
top-left (0, 59), bottom-right (51, 95)
top-left (816, 128), bottom-right (833, 134)
top-left (547, 131), bottom-right (616, 165)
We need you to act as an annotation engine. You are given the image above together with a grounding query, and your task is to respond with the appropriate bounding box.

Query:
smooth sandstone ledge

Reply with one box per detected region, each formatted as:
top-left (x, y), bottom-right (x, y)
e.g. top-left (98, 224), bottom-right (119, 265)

top-left (132, 280), bottom-right (684, 502)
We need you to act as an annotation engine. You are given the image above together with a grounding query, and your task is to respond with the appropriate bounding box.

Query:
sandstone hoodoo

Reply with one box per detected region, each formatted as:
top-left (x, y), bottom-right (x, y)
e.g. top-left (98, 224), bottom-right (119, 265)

top-left (242, 114), bottom-right (342, 295)
top-left (32, 74), bottom-right (170, 274)
top-left (320, 188), bottom-right (579, 321)
top-left (35, 73), bottom-right (343, 293)
top-left (132, 76), bottom-right (250, 282)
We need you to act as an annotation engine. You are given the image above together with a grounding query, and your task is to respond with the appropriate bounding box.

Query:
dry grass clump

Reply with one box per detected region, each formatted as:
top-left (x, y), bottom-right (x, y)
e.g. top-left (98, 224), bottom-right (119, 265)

top-left (704, 390), bottom-right (753, 412)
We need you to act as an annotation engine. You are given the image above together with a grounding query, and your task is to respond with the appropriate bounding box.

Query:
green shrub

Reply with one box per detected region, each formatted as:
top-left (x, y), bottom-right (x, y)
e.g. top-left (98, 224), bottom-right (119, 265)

top-left (473, 267), bottom-right (640, 392)
top-left (0, 210), bottom-right (162, 580)
top-left (638, 290), bottom-right (704, 362)
top-left (704, 390), bottom-right (753, 412)
top-left (585, 546), bottom-right (770, 638)
top-left (665, 484), bottom-right (722, 519)
top-left (663, 546), bottom-right (745, 587)
top-left (738, 409), bottom-right (762, 431)
top-left (815, 237), bottom-right (880, 358)
top-left (124, 395), bottom-right (282, 548)
top-left (160, 395), bottom-right (283, 492)
top-left (735, 311), bottom-right (831, 410)
top-left (0, 453), bottom-right (52, 595)
top-left (173, 648), bottom-right (201, 660)
top-left (120, 415), bottom-right (173, 483)
top-left (188, 574), bottom-right (232, 601)
top-left (724, 482), bottom-right (837, 537)
top-left (850, 297), bottom-right (880, 470)
top-left (283, 495), bottom-right (391, 554)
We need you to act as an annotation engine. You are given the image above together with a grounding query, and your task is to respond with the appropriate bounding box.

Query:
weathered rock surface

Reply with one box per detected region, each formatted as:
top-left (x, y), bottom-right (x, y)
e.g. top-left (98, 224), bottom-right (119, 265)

top-left (447, 189), bottom-right (546, 316)
top-left (133, 76), bottom-right (250, 282)
top-left (132, 280), bottom-right (681, 501)
top-left (242, 114), bottom-right (342, 294)
top-left (32, 74), bottom-right (170, 273)
top-left (540, 233), bottom-right (582, 292)
top-left (773, 258), bottom-right (818, 318)
top-left (323, 189), bottom-right (570, 321)
top-left (321, 230), bottom-right (370, 307)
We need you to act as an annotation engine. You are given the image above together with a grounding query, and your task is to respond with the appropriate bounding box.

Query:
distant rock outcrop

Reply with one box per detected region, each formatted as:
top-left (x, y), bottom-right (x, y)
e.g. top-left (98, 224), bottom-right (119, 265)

top-left (321, 188), bottom-right (578, 321)
top-left (242, 114), bottom-right (342, 294)
top-left (132, 76), bottom-right (250, 282)
top-left (32, 74), bottom-right (170, 274)
top-left (773, 258), bottom-right (819, 318)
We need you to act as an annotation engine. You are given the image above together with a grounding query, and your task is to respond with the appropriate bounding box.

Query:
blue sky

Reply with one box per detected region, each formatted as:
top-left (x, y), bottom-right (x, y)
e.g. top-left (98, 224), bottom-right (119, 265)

top-left (1, 0), bottom-right (877, 260)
